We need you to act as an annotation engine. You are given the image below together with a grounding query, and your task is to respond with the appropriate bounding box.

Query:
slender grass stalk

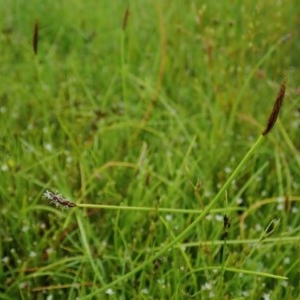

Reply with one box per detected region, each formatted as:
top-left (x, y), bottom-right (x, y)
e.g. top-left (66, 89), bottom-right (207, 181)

top-left (188, 266), bottom-right (287, 280)
top-left (121, 8), bottom-right (129, 104)
top-left (76, 203), bottom-right (243, 214)
top-left (178, 235), bottom-right (300, 248)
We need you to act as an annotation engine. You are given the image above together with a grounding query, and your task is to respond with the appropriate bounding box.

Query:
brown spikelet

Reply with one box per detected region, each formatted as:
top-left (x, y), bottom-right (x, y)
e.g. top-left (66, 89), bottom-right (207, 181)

top-left (33, 19), bottom-right (39, 55)
top-left (43, 190), bottom-right (77, 208)
top-left (122, 8), bottom-right (130, 30)
top-left (262, 80), bottom-right (286, 136)
top-left (284, 195), bottom-right (291, 212)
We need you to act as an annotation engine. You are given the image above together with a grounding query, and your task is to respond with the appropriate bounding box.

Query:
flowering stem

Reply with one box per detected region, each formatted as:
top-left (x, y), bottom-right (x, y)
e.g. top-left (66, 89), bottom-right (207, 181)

top-left (76, 203), bottom-right (243, 214)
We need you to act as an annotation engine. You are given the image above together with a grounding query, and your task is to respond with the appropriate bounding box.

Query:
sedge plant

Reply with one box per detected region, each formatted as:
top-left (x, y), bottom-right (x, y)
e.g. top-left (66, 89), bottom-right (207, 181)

top-left (43, 81), bottom-right (287, 297)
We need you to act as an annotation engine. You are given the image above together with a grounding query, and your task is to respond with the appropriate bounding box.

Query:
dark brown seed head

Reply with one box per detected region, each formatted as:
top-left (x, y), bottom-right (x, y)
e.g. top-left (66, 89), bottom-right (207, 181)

top-left (262, 80), bottom-right (286, 136)
top-left (122, 8), bottom-right (130, 31)
top-left (284, 195), bottom-right (291, 212)
top-left (223, 214), bottom-right (231, 229)
top-left (33, 19), bottom-right (39, 55)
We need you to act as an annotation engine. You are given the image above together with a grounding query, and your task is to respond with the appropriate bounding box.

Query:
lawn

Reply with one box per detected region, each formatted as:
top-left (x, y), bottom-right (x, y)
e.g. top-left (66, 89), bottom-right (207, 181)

top-left (1, 1), bottom-right (300, 299)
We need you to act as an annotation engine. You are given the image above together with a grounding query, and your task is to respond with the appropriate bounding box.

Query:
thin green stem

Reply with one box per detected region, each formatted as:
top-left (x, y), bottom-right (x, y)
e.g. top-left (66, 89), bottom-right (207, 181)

top-left (179, 235), bottom-right (300, 248)
top-left (76, 203), bottom-right (243, 214)
top-left (121, 28), bottom-right (127, 104)
top-left (190, 266), bottom-right (287, 280)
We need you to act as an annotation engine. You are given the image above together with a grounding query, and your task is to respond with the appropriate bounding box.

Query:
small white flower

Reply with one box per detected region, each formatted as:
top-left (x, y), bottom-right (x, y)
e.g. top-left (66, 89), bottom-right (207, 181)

top-left (46, 248), bottom-right (54, 255)
top-left (1, 164), bottom-right (9, 171)
top-left (255, 176), bottom-right (262, 182)
top-left (44, 143), bottom-right (53, 152)
top-left (29, 251), bottom-right (37, 258)
top-left (22, 225), bottom-right (29, 232)
top-left (236, 197), bottom-right (243, 205)
top-left (276, 196), bottom-right (284, 203)
top-left (283, 257), bottom-right (291, 265)
top-left (242, 291), bottom-right (250, 297)
top-left (202, 282), bottom-right (212, 290)
top-left (2, 256), bottom-right (10, 264)
top-left (205, 214), bottom-right (213, 221)
top-left (209, 291), bottom-right (215, 298)
top-left (105, 288), bottom-right (115, 295)
top-left (72, 282), bottom-right (80, 289)
top-left (165, 214), bottom-right (173, 221)
top-left (204, 190), bottom-right (212, 197)
top-left (261, 190), bottom-right (267, 196)
top-left (0, 106), bottom-right (7, 113)
top-left (262, 292), bottom-right (271, 300)
top-left (19, 282), bottom-right (27, 289)
top-left (214, 214), bottom-right (223, 222)
top-left (281, 280), bottom-right (288, 287)
top-left (255, 224), bottom-right (263, 232)
top-left (276, 203), bottom-right (284, 211)
top-left (224, 166), bottom-right (232, 174)
top-left (66, 156), bottom-right (73, 163)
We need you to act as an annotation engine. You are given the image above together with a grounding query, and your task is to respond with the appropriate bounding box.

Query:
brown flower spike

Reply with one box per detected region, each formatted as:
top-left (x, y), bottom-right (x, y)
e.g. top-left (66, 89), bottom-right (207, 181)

top-left (33, 19), bottom-right (39, 55)
top-left (262, 81), bottom-right (286, 136)
top-left (122, 8), bottom-right (130, 30)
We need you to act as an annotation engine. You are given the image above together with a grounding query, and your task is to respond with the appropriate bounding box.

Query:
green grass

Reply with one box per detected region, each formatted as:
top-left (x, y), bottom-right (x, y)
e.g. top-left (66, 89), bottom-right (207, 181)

top-left (1, 1), bottom-right (300, 299)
